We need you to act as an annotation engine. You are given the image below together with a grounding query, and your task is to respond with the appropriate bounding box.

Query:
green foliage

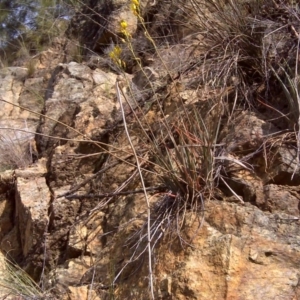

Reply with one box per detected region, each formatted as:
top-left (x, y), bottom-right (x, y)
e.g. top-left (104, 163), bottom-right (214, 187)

top-left (0, 0), bottom-right (77, 64)
top-left (0, 1), bottom-right (36, 46)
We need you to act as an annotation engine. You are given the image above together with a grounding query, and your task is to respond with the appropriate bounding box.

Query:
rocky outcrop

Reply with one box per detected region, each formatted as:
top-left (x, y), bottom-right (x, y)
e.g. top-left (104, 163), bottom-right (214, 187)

top-left (14, 161), bottom-right (50, 258)
top-left (0, 0), bottom-right (300, 299)
top-left (0, 65), bottom-right (297, 299)
top-left (157, 200), bottom-right (300, 300)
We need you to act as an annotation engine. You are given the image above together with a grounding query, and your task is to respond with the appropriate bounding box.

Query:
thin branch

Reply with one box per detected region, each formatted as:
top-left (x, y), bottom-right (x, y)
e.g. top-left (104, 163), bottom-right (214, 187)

top-left (65, 186), bottom-right (166, 199)
top-left (115, 79), bottom-right (155, 300)
top-left (292, 30), bottom-right (300, 179)
top-left (57, 154), bottom-right (134, 198)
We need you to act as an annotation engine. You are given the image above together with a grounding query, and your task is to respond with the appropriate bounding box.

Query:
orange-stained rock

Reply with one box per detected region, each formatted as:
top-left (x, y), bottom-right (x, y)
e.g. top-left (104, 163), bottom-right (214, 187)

top-left (15, 160), bottom-right (50, 257)
top-left (66, 285), bottom-right (100, 300)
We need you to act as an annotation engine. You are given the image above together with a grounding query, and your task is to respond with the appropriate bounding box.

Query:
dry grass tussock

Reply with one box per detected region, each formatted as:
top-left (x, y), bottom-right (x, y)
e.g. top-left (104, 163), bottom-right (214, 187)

top-left (0, 131), bottom-right (35, 171)
top-left (0, 257), bottom-right (45, 299)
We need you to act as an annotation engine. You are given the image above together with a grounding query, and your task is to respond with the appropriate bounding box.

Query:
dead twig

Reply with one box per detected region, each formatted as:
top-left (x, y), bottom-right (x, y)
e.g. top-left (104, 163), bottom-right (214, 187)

top-left (57, 154), bottom-right (135, 198)
top-left (64, 185), bottom-right (166, 199)
top-left (115, 79), bottom-right (155, 299)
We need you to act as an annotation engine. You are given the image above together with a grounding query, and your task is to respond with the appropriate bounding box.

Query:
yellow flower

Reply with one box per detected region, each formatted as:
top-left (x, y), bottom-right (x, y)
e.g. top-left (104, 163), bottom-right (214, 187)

top-left (131, 0), bottom-right (140, 16)
top-left (120, 20), bottom-right (131, 39)
top-left (108, 46), bottom-right (126, 69)
top-left (109, 46), bottom-right (122, 60)
top-left (120, 20), bottom-right (128, 30)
